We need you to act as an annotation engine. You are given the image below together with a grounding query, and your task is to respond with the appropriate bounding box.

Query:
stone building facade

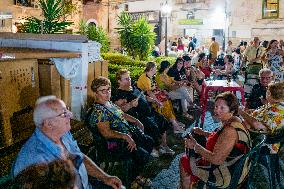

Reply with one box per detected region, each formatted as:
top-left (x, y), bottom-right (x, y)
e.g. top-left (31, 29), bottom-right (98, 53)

top-left (121, 0), bottom-right (284, 48)
top-left (228, 0), bottom-right (284, 45)
top-left (82, 0), bottom-right (124, 49)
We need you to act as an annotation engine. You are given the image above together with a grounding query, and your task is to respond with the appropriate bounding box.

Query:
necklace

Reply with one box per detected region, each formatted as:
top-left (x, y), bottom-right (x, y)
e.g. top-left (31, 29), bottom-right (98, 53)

top-left (222, 116), bottom-right (235, 126)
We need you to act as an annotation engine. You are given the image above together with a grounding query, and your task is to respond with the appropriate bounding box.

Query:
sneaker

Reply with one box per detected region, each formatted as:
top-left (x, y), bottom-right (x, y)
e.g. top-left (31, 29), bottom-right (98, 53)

top-left (159, 146), bottom-right (175, 155)
top-left (150, 149), bottom-right (159, 158)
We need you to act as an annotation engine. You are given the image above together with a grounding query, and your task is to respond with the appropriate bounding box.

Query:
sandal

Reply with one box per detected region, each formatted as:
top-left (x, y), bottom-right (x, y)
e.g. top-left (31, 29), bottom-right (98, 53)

top-left (182, 112), bottom-right (194, 120)
top-left (177, 122), bottom-right (185, 129)
top-left (131, 176), bottom-right (152, 189)
top-left (173, 124), bottom-right (185, 134)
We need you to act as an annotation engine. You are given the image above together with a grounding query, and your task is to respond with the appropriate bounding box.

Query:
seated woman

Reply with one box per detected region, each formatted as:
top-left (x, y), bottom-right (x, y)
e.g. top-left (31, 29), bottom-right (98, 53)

top-left (112, 69), bottom-right (174, 156)
top-left (167, 57), bottom-right (188, 83)
top-left (156, 60), bottom-right (193, 120)
top-left (196, 53), bottom-right (212, 78)
top-left (183, 55), bottom-right (205, 94)
top-left (214, 55), bottom-right (235, 80)
top-left (137, 62), bottom-right (185, 133)
top-left (240, 81), bottom-right (284, 154)
top-left (180, 92), bottom-right (251, 189)
top-left (86, 77), bottom-right (154, 181)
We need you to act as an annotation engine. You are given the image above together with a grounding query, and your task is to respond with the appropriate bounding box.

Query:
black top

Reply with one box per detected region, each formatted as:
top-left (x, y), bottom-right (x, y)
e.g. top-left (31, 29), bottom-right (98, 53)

top-left (111, 86), bottom-right (152, 118)
top-left (188, 41), bottom-right (196, 51)
top-left (246, 83), bottom-right (267, 109)
top-left (167, 67), bottom-right (187, 81)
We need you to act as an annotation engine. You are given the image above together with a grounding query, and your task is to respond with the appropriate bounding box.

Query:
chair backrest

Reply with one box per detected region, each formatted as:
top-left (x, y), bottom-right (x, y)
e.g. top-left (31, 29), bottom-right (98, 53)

top-left (84, 107), bottom-right (108, 154)
top-left (227, 134), bottom-right (267, 189)
top-left (202, 134), bottom-right (267, 189)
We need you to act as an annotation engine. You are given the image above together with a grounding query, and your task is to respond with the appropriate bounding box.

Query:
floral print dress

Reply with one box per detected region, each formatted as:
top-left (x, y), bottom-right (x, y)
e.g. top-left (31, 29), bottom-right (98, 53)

top-left (252, 102), bottom-right (284, 152)
top-left (266, 50), bottom-right (284, 82)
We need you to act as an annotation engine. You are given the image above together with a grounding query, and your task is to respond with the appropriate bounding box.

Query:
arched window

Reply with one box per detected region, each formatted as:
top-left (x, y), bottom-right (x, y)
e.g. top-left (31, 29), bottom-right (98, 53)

top-left (86, 19), bottom-right (98, 27)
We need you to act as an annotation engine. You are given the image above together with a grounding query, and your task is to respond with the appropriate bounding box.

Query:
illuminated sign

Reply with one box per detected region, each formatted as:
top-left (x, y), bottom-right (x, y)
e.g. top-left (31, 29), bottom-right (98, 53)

top-left (178, 19), bottom-right (203, 25)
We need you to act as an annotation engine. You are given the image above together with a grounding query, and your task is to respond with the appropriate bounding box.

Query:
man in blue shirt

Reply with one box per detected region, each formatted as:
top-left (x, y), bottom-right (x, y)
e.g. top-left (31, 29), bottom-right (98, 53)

top-left (13, 96), bottom-right (122, 189)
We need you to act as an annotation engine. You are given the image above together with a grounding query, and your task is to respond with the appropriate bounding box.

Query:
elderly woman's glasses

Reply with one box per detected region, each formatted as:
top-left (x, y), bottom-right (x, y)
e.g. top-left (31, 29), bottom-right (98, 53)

top-left (121, 77), bottom-right (131, 81)
top-left (260, 76), bottom-right (272, 80)
top-left (97, 87), bottom-right (111, 94)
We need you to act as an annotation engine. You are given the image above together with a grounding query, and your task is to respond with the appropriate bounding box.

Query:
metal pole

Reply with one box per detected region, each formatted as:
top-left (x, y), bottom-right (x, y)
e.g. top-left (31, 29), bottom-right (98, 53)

top-left (165, 16), bottom-right (168, 56)
top-left (107, 0), bottom-right (110, 33)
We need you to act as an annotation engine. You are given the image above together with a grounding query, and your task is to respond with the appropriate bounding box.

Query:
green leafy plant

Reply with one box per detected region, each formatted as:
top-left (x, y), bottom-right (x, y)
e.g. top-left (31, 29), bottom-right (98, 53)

top-left (87, 26), bottom-right (110, 53)
top-left (116, 12), bottom-right (156, 60)
top-left (62, 0), bottom-right (77, 17)
top-left (78, 19), bottom-right (88, 35)
top-left (78, 20), bottom-right (110, 53)
top-left (19, 0), bottom-right (73, 34)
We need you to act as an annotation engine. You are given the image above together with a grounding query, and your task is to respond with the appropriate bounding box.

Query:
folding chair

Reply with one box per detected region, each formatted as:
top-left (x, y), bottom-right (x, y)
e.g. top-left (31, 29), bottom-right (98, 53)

top-left (196, 134), bottom-right (267, 189)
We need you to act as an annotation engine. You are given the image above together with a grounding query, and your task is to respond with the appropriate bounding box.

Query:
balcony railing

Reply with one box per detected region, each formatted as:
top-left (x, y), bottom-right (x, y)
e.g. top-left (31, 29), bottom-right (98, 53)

top-left (175, 0), bottom-right (206, 4)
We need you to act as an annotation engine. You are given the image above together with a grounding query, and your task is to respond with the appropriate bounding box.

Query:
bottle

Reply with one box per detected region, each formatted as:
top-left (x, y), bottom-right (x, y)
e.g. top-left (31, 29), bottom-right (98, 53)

top-left (210, 72), bottom-right (214, 80)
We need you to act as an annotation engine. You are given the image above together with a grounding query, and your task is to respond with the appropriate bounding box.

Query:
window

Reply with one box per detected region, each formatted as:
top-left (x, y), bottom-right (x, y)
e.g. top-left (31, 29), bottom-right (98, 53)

top-left (0, 20), bottom-right (5, 28)
top-left (15, 0), bottom-right (31, 7)
top-left (262, 0), bottom-right (279, 19)
top-left (213, 29), bottom-right (223, 36)
top-left (187, 11), bottom-right (195, 19)
top-left (125, 4), bottom-right (129, 11)
top-left (232, 31), bottom-right (236, 38)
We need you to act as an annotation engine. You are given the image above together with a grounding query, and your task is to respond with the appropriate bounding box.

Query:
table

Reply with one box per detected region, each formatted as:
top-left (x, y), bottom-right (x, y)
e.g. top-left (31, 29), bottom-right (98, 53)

top-left (200, 80), bottom-right (245, 127)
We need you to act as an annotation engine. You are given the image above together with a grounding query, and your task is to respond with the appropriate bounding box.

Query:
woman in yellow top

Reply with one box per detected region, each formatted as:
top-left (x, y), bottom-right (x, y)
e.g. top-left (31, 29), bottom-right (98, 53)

top-left (137, 62), bottom-right (185, 133)
top-left (156, 60), bottom-right (193, 120)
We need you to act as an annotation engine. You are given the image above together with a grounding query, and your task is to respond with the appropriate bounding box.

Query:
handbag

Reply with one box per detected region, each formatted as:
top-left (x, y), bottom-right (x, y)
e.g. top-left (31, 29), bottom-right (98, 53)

top-left (153, 89), bottom-right (168, 102)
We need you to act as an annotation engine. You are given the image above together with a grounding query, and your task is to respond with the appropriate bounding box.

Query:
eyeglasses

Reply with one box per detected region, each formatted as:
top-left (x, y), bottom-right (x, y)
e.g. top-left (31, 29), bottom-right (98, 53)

top-left (97, 87), bottom-right (111, 94)
top-left (121, 77), bottom-right (131, 81)
top-left (260, 76), bottom-right (272, 80)
top-left (55, 110), bottom-right (73, 119)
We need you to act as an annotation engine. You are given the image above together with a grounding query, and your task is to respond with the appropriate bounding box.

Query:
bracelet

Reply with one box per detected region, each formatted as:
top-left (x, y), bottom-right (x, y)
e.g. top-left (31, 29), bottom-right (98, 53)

top-left (193, 143), bottom-right (197, 152)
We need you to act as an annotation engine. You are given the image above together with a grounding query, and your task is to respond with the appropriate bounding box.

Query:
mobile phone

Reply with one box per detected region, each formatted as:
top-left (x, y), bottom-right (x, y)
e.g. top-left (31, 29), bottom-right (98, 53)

top-left (136, 91), bottom-right (144, 99)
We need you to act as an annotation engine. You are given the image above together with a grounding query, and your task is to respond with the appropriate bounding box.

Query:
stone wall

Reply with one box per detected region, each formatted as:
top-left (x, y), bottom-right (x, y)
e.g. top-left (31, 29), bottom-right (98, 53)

top-left (83, 0), bottom-right (121, 50)
top-left (229, 0), bottom-right (284, 41)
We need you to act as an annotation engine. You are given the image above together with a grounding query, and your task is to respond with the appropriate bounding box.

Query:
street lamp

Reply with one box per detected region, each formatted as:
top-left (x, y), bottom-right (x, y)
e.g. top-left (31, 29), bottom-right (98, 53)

top-left (161, 2), bottom-right (171, 56)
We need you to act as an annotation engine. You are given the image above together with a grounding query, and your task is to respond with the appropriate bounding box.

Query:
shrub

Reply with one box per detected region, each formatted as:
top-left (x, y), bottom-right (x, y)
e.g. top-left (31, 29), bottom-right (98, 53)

top-left (78, 20), bottom-right (110, 53)
top-left (103, 53), bottom-right (145, 87)
top-left (103, 53), bottom-right (176, 88)
top-left (87, 26), bottom-right (110, 53)
top-left (116, 12), bottom-right (156, 60)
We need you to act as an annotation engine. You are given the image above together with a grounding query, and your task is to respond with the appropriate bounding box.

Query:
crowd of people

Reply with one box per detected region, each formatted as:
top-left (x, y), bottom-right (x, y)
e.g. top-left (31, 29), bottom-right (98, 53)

top-left (10, 36), bottom-right (284, 189)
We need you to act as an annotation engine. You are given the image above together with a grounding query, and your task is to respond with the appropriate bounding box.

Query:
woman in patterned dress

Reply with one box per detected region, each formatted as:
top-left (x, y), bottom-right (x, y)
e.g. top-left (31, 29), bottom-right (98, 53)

top-left (179, 92), bottom-right (251, 189)
top-left (262, 40), bottom-right (284, 82)
top-left (137, 62), bottom-right (185, 133)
